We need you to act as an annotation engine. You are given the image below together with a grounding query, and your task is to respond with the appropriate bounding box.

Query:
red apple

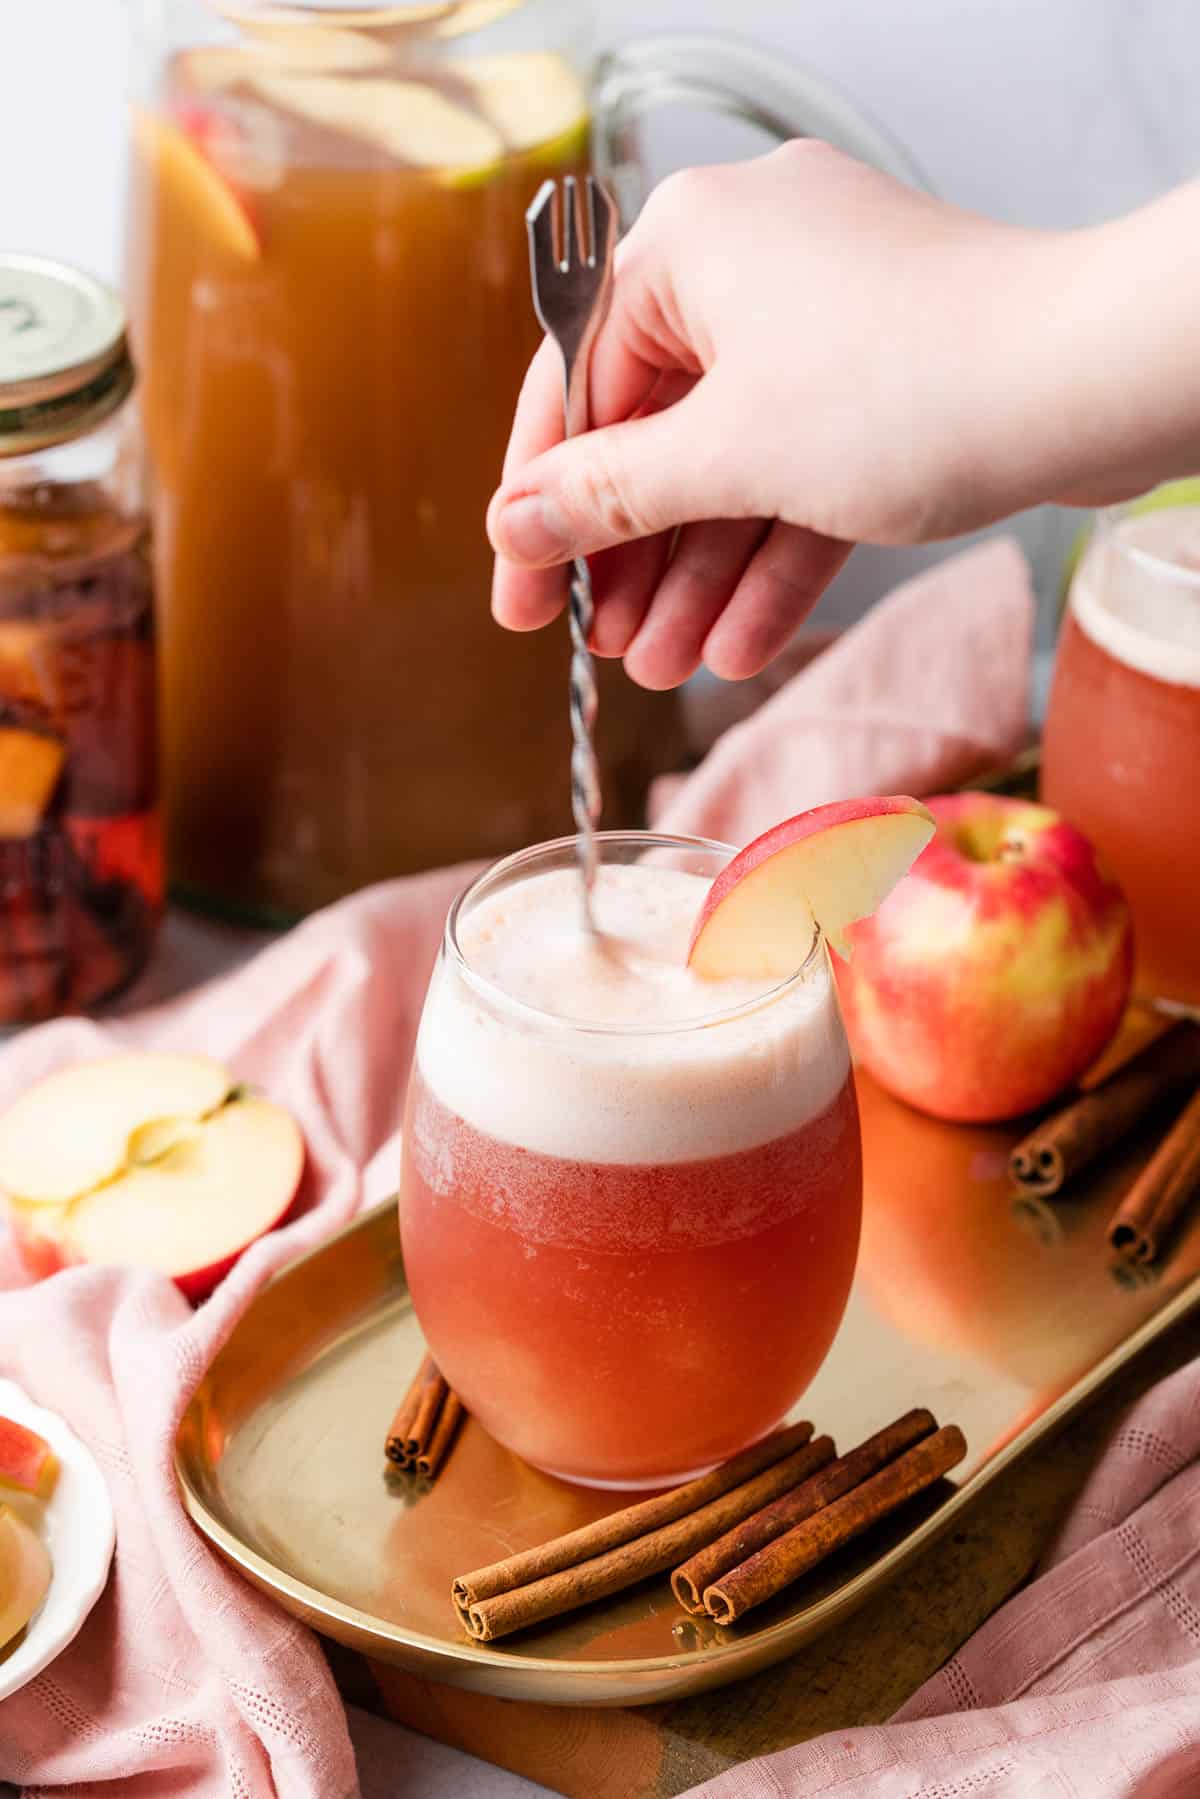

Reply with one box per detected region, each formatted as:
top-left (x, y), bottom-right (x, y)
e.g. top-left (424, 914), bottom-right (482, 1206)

top-left (0, 1054), bottom-right (305, 1302)
top-left (0, 1417), bottom-right (57, 1500)
top-left (837, 793), bottom-right (1134, 1123)
top-left (688, 795), bottom-right (936, 978)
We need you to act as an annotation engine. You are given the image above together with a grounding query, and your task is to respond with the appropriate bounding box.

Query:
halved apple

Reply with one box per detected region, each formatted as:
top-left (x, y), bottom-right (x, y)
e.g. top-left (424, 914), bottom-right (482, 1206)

top-left (63, 1096), bottom-right (305, 1302)
top-left (688, 796), bottom-right (936, 978)
top-left (0, 1504), bottom-right (51, 1653)
top-left (0, 1054), bottom-right (305, 1302)
top-left (0, 1418), bottom-right (57, 1500)
top-left (0, 1053), bottom-right (234, 1206)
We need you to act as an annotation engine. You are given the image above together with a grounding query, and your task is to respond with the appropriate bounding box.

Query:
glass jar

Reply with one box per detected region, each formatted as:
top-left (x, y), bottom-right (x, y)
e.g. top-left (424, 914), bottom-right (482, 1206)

top-left (0, 255), bottom-right (162, 1022)
top-left (127, 2), bottom-right (925, 923)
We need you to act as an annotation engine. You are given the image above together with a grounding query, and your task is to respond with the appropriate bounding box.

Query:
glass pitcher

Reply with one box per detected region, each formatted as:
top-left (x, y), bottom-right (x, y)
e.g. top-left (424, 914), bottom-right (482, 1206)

top-left (126, 1), bottom-right (924, 923)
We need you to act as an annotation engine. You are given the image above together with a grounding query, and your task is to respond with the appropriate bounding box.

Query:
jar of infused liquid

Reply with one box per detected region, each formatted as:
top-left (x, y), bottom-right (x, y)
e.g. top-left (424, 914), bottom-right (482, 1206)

top-left (0, 257), bottom-right (162, 1022)
top-left (127, 2), bottom-right (925, 922)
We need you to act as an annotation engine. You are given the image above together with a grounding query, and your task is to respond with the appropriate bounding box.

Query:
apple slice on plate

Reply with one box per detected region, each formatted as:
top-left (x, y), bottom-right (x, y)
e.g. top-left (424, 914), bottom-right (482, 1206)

top-left (0, 1505), bottom-right (51, 1656)
top-left (0, 1376), bottom-right (114, 1702)
top-left (688, 796), bottom-right (936, 978)
top-left (0, 1417), bottom-right (58, 1500)
top-left (0, 1054), bottom-right (305, 1301)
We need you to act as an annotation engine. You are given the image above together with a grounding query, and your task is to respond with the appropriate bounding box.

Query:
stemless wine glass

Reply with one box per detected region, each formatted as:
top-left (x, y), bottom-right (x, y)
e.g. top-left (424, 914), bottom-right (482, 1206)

top-left (1042, 486), bottom-right (1200, 1013)
top-left (399, 832), bottom-right (862, 1490)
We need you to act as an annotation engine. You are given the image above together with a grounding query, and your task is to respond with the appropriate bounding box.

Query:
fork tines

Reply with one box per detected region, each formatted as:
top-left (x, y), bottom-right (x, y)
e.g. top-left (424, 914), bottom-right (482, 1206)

top-left (527, 174), bottom-right (610, 274)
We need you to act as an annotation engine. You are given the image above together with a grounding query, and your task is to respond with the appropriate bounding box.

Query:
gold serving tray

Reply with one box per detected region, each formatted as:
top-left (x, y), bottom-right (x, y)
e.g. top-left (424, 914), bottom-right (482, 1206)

top-left (176, 1059), bottom-right (1200, 1707)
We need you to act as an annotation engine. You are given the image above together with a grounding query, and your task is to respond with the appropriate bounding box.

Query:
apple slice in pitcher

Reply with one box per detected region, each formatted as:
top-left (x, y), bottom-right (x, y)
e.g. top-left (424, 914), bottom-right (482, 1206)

top-left (247, 73), bottom-right (504, 177)
top-left (688, 796), bottom-right (936, 977)
top-left (462, 52), bottom-right (589, 156)
top-left (181, 24), bottom-right (389, 93)
top-left (133, 108), bottom-right (261, 262)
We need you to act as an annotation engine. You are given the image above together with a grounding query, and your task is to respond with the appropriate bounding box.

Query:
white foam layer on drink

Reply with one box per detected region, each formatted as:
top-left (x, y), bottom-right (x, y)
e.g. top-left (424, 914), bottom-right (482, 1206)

top-left (415, 863), bottom-right (847, 1164)
top-left (1071, 507), bottom-right (1200, 689)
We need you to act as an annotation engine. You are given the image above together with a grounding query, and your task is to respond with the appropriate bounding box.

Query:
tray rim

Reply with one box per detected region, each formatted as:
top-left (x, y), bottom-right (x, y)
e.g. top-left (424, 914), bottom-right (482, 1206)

top-left (175, 1197), bottom-right (1200, 1701)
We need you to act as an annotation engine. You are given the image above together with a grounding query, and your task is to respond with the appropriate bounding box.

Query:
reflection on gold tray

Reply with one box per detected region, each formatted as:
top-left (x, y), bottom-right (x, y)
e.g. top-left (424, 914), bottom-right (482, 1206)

top-left (176, 1064), bottom-right (1200, 1707)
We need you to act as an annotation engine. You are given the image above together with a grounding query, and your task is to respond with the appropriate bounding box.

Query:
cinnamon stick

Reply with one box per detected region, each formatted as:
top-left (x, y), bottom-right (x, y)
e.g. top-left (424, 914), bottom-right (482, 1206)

top-left (407, 1365), bottom-right (449, 1463)
top-left (1009, 1022), bottom-right (1200, 1198)
top-left (671, 1408), bottom-right (934, 1614)
top-left (454, 1427), bottom-right (833, 1642)
top-left (703, 1424), bottom-right (967, 1626)
top-left (417, 1391), bottom-right (465, 1479)
top-left (384, 1356), bottom-right (461, 1476)
top-left (1108, 1087), bottom-right (1200, 1265)
top-left (385, 1354), bottom-right (437, 1468)
top-left (453, 1419), bottom-right (814, 1612)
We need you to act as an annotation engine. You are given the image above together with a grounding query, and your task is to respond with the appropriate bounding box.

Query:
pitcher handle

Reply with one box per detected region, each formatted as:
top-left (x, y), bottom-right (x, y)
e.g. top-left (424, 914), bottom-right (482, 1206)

top-left (591, 32), bottom-right (930, 223)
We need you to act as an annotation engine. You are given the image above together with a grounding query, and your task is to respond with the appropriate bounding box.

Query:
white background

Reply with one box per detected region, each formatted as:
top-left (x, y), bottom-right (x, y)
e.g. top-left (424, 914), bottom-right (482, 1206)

top-left (4, 0), bottom-right (1200, 640)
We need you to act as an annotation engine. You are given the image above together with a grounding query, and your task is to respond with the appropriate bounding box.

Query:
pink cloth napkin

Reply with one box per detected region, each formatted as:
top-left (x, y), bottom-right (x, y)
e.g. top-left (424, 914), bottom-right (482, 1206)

top-left (7, 533), bottom-right (1180, 1799)
top-left (0, 867), bottom-right (473, 1797)
top-left (688, 1354), bottom-right (1200, 1799)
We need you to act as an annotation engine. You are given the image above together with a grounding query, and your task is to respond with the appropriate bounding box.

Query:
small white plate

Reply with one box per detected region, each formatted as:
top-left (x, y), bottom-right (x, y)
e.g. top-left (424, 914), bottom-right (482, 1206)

top-left (0, 1376), bottom-right (115, 1701)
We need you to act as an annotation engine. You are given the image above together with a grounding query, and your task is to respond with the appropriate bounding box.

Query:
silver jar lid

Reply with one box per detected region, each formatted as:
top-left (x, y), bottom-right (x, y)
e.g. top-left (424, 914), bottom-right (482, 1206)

top-left (0, 255), bottom-right (134, 457)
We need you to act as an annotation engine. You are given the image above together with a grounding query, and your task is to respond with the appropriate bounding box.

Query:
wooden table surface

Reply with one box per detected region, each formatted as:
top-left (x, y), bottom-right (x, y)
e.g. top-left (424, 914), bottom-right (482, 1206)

top-left (323, 1313), bottom-right (1200, 1799)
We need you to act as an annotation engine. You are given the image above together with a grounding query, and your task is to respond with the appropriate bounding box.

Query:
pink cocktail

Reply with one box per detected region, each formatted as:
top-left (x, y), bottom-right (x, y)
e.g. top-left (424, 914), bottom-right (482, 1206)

top-left (1043, 496), bottom-right (1200, 1011)
top-left (399, 834), bottom-right (862, 1489)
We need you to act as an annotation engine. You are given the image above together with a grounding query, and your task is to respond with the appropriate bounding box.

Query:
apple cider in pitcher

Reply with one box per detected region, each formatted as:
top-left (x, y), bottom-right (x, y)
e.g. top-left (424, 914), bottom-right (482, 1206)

top-left (127, 24), bottom-right (682, 918)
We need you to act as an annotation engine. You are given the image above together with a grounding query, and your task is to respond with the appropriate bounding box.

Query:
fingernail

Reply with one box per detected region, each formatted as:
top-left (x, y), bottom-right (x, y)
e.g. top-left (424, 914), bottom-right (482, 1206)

top-left (495, 493), bottom-right (571, 565)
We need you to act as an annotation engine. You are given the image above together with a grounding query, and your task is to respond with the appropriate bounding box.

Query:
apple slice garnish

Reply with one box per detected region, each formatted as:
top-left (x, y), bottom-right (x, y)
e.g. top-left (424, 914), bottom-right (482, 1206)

top-left (0, 1417), bottom-right (57, 1501)
top-left (0, 1504), bottom-right (51, 1653)
top-left (0, 1053), bottom-right (234, 1207)
top-left (133, 107), bottom-right (260, 262)
top-left (688, 796), bottom-right (936, 978)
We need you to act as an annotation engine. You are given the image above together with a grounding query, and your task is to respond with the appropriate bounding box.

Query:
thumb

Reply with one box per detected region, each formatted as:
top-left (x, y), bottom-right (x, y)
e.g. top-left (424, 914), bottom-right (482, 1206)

top-left (487, 381), bottom-right (741, 565)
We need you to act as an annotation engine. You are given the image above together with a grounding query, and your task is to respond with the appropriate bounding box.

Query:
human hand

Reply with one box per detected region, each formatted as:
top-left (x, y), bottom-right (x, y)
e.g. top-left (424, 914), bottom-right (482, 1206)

top-left (487, 141), bottom-right (1065, 689)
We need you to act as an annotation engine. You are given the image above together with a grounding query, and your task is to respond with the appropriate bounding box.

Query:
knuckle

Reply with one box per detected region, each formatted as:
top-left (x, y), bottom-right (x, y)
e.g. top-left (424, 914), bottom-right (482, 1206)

top-left (703, 632), bottom-right (752, 682)
top-left (569, 445), bottom-right (649, 542)
top-left (642, 164), bottom-right (716, 229)
top-left (768, 136), bottom-right (843, 176)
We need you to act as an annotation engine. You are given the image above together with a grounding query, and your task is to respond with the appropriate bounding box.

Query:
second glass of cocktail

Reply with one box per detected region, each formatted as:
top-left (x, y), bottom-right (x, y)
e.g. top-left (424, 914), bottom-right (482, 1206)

top-left (400, 831), bottom-right (863, 1489)
top-left (1042, 488), bottom-right (1200, 1012)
